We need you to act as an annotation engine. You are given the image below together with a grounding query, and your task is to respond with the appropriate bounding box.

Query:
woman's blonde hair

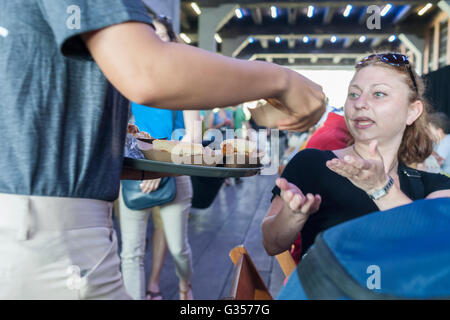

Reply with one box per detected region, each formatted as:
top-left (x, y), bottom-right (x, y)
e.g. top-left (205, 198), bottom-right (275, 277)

top-left (355, 53), bottom-right (433, 165)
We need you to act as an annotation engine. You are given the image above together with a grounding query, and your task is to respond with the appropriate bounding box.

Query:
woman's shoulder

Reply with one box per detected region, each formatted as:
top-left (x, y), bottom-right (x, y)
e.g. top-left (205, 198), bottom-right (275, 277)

top-left (276, 149), bottom-right (333, 195)
top-left (420, 170), bottom-right (450, 190)
top-left (401, 164), bottom-right (450, 195)
top-left (282, 149), bottom-right (336, 180)
top-left (290, 148), bottom-right (337, 165)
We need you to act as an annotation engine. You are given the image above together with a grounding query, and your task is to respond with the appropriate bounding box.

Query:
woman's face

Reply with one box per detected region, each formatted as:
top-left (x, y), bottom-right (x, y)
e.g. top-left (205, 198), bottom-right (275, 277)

top-left (344, 65), bottom-right (422, 144)
top-left (153, 21), bottom-right (170, 42)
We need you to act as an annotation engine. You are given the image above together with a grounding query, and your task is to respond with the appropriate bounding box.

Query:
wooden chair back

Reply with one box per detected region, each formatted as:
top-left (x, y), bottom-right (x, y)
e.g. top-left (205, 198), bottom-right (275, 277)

top-left (275, 250), bottom-right (297, 278)
top-left (228, 245), bottom-right (273, 300)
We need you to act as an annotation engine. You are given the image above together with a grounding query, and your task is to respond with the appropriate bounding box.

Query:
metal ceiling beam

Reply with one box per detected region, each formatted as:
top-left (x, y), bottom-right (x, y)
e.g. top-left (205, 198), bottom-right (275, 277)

top-left (392, 5), bottom-right (413, 24)
top-left (358, 7), bottom-right (368, 24)
top-left (260, 38), bottom-right (269, 49)
top-left (322, 7), bottom-right (336, 24)
top-left (182, 1), bottom-right (438, 8)
top-left (251, 8), bottom-right (263, 25)
top-left (288, 38), bottom-right (296, 48)
top-left (219, 24), bottom-right (400, 38)
top-left (343, 37), bottom-right (355, 48)
top-left (249, 52), bottom-right (366, 61)
top-left (288, 8), bottom-right (298, 25)
top-left (252, 34), bottom-right (389, 41)
top-left (333, 56), bottom-right (342, 64)
top-left (316, 38), bottom-right (324, 48)
top-left (371, 37), bottom-right (385, 47)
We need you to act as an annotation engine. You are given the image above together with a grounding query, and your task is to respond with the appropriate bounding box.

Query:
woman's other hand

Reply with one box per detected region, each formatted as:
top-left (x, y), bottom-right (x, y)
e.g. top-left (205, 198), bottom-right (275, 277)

top-left (140, 178), bottom-right (162, 193)
top-left (326, 140), bottom-right (389, 194)
top-left (276, 178), bottom-right (321, 216)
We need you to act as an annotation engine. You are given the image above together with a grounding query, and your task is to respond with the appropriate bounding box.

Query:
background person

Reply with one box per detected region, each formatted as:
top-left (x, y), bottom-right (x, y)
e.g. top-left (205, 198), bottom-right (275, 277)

top-left (428, 112), bottom-right (450, 174)
top-left (119, 15), bottom-right (197, 301)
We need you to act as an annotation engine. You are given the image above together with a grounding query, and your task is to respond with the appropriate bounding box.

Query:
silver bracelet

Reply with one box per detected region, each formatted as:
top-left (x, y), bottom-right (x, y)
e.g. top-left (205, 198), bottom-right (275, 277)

top-left (367, 176), bottom-right (394, 200)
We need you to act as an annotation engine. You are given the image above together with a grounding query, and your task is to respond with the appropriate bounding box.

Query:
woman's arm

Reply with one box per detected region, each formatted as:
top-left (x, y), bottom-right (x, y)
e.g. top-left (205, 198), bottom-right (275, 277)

top-left (262, 196), bottom-right (308, 256)
top-left (373, 186), bottom-right (449, 210)
top-left (81, 22), bottom-right (326, 132)
top-left (261, 178), bottom-right (321, 256)
top-left (371, 179), bottom-right (413, 211)
top-left (426, 189), bottom-right (450, 199)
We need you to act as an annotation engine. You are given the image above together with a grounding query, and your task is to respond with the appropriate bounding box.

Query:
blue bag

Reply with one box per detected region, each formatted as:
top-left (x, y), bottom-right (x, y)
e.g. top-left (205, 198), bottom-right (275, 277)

top-left (121, 109), bottom-right (177, 211)
top-left (277, 198), bottom-right (450, 300)
top-left (122, 177), bottom-right (176, 210)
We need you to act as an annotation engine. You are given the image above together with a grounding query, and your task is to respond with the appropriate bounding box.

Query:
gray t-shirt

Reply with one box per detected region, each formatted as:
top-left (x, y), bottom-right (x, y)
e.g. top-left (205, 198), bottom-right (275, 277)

top-left (0, 0), bottom-right (153, 201)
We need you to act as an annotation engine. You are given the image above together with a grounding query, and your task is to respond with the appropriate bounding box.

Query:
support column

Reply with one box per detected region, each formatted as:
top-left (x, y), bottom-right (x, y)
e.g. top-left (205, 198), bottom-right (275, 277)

top-left (222, 35), bottom-right (249, 57)
top-left (437, 1), bottom-right (450, 65)
top-left (142, 0), bottom-right (180, 33)
top-left (199, 4), bottom-right (237, 52)
top-left (399, 33), bottom-right (424, 75)
top-left (438, 1), bottom-right (450, 16)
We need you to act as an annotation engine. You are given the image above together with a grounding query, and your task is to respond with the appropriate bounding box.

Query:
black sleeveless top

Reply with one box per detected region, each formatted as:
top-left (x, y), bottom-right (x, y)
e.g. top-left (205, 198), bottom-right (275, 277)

top-left (272, 149), bottom-right (450, 257)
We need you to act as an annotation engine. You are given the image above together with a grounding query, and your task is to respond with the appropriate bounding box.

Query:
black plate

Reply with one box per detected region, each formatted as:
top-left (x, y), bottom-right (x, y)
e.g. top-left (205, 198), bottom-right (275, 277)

top-left (123, 157), bottom-right (262, 178)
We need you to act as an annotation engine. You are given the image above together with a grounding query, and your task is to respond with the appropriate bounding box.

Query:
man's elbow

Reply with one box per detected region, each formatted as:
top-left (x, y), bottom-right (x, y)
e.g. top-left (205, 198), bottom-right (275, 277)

top-left (126, 83), bottom-right (158, 106)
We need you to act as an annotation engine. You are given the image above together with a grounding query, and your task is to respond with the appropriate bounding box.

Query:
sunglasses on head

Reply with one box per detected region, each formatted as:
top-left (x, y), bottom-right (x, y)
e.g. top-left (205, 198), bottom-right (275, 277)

top-left (358, 53), bottom-right (418, 94)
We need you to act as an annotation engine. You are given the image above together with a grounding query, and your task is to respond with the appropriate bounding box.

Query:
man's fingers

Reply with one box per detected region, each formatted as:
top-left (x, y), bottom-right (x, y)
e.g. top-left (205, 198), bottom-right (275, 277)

top-left (277, 115), bottom-right (316, 132)
top-left (277, 105), bottom-right (324, 132)
top-left (277, 119), bottom-right (310, 132)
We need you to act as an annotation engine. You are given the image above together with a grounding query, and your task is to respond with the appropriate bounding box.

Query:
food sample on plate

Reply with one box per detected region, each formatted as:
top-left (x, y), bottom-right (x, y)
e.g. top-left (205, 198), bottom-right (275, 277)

top-left (220, 139), bottom-right (263, 167)
top-left (126, 123), bottom-right (155, 142)
top-left (135, 131), bottom-right (152, 139)
top-left (127, 123), bottom-right (140, 135)
top-left (140, 139), bottom-right (218, 166)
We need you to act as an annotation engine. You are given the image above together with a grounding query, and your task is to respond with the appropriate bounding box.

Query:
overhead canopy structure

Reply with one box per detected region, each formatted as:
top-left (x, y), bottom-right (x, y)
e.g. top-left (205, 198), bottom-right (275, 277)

top-left (180, 0), bottom-right (444, 71)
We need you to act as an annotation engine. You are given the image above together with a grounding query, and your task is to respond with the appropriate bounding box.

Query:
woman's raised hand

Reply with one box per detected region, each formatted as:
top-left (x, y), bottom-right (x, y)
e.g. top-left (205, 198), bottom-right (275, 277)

top-left (140, 178), bottom-right (162, 194)
top-left (276, 178), bottom-right (321, 216)
top-left (326, 140), bottom-right (390, 194)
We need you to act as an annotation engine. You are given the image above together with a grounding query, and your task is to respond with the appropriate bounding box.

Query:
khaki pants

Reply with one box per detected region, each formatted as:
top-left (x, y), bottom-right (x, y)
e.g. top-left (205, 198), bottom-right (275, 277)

top-left (0, 193), bottom-right (131, 300)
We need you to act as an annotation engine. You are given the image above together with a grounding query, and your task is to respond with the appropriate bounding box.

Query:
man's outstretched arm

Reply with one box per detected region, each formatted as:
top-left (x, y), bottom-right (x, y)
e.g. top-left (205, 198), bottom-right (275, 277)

top-left (82, 22), bottom-right (326, 131)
